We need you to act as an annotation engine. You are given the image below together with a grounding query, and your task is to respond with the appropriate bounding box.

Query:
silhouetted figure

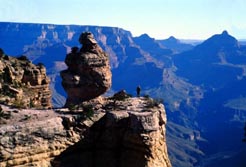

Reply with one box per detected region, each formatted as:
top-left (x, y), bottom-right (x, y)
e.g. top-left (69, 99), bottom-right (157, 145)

top-left (136, 85), bottom-right (141, 97)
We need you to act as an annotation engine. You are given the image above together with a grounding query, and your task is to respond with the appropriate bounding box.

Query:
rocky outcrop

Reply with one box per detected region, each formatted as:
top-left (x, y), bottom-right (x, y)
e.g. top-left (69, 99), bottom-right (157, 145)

top-left (0, 96), bottom-right (172, 167)
top-left (0, 106), bottom-right (80, 167)
top-left (60, 32), bottom-right (112, 107)
top-left (0, 51), bottom-right (52, 109)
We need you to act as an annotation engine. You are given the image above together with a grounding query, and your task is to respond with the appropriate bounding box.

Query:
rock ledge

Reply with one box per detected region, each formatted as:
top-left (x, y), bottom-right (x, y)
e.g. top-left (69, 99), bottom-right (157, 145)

top-left (0, 97), bottom-right (172, 167)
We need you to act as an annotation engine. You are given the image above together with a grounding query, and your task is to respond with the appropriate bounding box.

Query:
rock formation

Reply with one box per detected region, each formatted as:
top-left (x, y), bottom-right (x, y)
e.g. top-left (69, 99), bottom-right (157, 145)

top-left (0, 96), bottom-right (172, 167)
top-left (60, 32), bottom-right (112, 107)
top-left (0, 32), bottom-right (172, 167)
top-left (0, 50), bottom-right (52, 109)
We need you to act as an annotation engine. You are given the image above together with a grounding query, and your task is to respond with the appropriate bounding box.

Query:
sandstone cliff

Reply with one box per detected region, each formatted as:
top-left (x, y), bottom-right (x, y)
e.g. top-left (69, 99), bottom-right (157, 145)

top-left (0, 96), bottom-right (172, 167)
top-left (0, 49), bottom-right (52, 109)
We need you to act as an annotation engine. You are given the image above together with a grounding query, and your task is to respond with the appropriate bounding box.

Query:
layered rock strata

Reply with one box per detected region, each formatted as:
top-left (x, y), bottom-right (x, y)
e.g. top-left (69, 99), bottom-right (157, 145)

top-left (0, 51), bottom-right (52, 109)
top-left (60, 32), bottom-right (112, 107)
top-left (0, 96), bottom-right (172, 167)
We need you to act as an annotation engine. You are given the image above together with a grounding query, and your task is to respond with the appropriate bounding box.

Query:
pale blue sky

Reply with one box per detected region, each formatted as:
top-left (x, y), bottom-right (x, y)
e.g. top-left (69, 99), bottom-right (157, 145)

top-left (0, 0), bottom-right (246, 39)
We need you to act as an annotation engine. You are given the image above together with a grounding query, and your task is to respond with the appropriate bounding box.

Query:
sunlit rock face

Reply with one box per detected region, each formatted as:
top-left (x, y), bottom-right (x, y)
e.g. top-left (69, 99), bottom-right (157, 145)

top-left (0, 50), bottom-right (52, 109)
top-left (60, 32), bottom-right (112, 107)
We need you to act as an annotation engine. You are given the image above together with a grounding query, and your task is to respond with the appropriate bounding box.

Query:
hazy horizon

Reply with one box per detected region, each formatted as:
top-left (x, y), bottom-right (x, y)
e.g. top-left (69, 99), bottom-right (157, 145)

top-left (0, 0), bottom-right (246, 40)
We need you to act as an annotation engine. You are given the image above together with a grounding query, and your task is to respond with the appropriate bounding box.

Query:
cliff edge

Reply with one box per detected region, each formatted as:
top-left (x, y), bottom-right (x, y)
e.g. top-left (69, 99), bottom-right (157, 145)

top-left (0, 96), bottom-right (171, 167)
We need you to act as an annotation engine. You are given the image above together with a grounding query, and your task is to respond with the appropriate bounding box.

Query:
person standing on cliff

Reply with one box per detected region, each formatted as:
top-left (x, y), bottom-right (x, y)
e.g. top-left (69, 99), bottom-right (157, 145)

top-left (136, 85), bottom-right (141, 97)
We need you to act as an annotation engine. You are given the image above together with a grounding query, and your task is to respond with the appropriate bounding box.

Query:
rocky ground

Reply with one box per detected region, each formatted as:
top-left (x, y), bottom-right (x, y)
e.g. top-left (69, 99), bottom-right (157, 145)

top-left (0, 105), bottom-right (57, 125)
top-left (0, 96), bottom-right (172, 167)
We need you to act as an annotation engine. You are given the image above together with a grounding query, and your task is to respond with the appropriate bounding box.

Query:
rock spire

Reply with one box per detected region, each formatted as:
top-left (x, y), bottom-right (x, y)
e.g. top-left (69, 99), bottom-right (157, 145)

top-left (60, 32), bottom-right (112, 107)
